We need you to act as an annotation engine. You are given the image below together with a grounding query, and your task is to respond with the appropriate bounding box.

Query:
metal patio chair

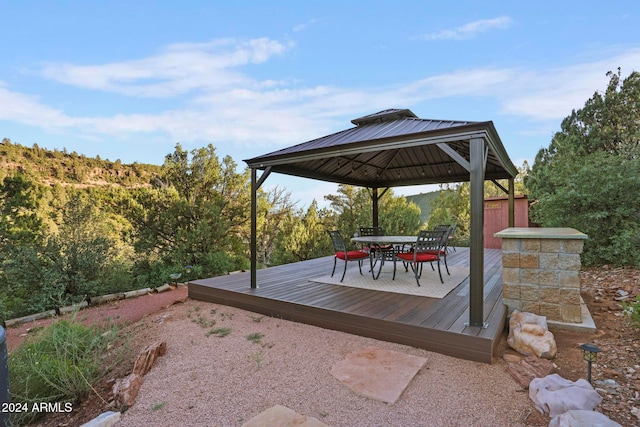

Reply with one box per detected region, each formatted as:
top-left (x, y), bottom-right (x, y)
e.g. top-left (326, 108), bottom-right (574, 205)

top-left (327, 230), bottom-right (370, 282)
top-left (394, 230), bottom-right (446, 285)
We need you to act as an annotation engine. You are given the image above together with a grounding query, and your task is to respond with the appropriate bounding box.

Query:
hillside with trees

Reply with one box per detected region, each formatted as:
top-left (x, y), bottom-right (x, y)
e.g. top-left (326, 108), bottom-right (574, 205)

top-left (405, 191), bottom-right (438, 224)
top-left (0, 138), bottom-right (161, 188)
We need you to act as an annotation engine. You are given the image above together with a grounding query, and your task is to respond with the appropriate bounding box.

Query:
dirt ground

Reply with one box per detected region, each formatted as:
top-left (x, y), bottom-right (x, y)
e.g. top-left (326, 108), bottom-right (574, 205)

top-left (10, 266), bottom-right (640, 427)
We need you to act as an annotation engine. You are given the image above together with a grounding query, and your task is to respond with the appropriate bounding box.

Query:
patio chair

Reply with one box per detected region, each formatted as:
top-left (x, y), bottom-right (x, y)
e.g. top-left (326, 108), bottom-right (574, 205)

top-left (435, 223), bottom-right (457, 252)
top-left (431, 225), bottom-right (453, 275)
top-left (327, 230), bottom-right (370, 282)
top-left (394, 230), bottom-right (446, 285)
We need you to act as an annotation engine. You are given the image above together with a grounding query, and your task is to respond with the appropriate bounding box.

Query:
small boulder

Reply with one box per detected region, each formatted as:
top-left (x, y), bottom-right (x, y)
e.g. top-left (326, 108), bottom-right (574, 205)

top-left (507, 356), bottom-right (555, 388)
top-left (549, 409), bottom-right (621, 427)
top-left (80, 411), bottom-right (121, 427)
top-left (112, 373), bottom-right (143, 408)
top-left (507, 310), bottom-right (557, 359)
top-left (133, 341), bottom-right (167, 376)
top-left (529, 373), bottom-right (602, 418)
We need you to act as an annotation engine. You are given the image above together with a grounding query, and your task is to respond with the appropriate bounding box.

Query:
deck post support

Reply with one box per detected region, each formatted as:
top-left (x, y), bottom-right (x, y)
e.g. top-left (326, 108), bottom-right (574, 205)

top-left (250, 168), bottom-right (258, 288)
top-left (372, 188), bottom-right (379, 227)
top-left (508, 178), bottom-right (515, 227)
top-left (250, 166), bottom-right (272, 289)
top-left (468, 137), bottom-right (486, 327)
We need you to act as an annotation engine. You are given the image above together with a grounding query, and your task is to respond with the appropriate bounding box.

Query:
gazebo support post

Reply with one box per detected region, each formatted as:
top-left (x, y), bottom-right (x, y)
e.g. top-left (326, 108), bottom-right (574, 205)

top-left (508, 178), bottom-right (515, 227)
top-left (372, 188), bottom-right (379, 228)
top-left (468, 137), bottom-right (486, 327)
top-left (250, 168), bottom-right (258, 288)
top-left (250, 166), bottom-right (272, 289)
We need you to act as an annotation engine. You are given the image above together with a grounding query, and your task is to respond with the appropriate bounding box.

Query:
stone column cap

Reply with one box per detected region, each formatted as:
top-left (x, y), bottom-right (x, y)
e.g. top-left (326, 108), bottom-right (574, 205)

top-left (494, 227), bottom-right (588, 240)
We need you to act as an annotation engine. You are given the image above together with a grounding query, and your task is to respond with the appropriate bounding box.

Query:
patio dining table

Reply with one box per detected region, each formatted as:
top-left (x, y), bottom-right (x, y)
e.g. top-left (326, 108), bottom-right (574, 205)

top-left (351, 235), bottom-right (417, 279)
top-left (351, 235), bottom-right (417, 246)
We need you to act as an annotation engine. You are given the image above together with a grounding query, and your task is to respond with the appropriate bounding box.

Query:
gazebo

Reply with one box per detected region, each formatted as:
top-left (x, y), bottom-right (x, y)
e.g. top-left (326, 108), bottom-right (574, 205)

top-left (244, 108), bottom-right (518, 327)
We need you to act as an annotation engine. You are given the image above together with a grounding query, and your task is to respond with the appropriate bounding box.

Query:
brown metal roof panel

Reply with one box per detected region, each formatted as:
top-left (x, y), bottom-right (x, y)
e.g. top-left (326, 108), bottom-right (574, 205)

top-left (245, 117), bottom-right (480, 163)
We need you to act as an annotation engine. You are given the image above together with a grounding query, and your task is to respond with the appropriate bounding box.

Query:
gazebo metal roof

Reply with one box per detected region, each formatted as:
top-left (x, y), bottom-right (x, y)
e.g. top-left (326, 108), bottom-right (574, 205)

top-left (245, 108), bottom-right (518, 328)
top-left (244, 108), bottom-right (517, 187)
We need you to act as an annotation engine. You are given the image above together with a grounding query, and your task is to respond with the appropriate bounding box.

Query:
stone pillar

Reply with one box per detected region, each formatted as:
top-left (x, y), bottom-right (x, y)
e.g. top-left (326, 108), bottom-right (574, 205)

top-left (494, 228), bottom-right (588, 323)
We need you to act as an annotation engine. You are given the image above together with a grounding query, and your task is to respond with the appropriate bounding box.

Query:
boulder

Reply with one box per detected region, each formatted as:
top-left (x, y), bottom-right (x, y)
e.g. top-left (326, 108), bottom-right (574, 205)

top-left (507, 356), bottom-right (555, 388)
top-left (549, 409), bottom-right (621, 427)
top-left (507, 310), bottom-right (557, 359)
top-left (529, 373), bottom-right (602, 418)
top-left (80, 410), bottom-right (121, 427)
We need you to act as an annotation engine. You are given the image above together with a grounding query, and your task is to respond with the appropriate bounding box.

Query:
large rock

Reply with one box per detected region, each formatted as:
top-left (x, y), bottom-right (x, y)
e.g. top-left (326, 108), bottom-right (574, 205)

top-left (529, 374), bottom-right (602, 418)
top-left (507, 310), bottom-right (557, 359)
top-left (549, 409), bottom-right (621, 427)
top-left (507, 356), bottom-right (555, 388)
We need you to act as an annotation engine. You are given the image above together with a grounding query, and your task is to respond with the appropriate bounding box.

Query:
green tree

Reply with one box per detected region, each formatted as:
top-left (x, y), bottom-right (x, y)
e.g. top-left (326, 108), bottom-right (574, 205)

top-left (0, 174), bottom-right (46, 246)
top-left (324, 185), bottom-right (370, 237)
top-left (324, 184), bottom-right (422, 238)
top-left (379, 193), bottom-right (421, 235)
top-left (133, 144), bottom-right (250, 276)
top-left (0, 174), bottom-right (55, 317)
top-left (255, 186), bottom-right (296, 266)
top-left (47, 193), bottom-right (124, 299)
top-left (526, 69), bottom-right (640, 266)
top-left (427, 183), bottom-right (471, 244)
top-left (272, 200), bottom-right (335, 264)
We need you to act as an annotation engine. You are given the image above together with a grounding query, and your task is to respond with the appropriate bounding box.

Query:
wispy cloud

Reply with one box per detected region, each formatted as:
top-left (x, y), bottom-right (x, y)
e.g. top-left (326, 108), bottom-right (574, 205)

top-left (0, 83), bottom-right (76, 129)
top-left (419, 16), bottom-right (513, 41)
top-left (293, 19), bottom-right (318, 33)
top-left (39, 37), bottom-right (293, 98)
top-left (1, 37), bottom-right (639, 155)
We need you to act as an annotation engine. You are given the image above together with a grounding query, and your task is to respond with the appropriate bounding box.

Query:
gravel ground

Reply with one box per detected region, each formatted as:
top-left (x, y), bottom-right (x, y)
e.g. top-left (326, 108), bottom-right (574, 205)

top-left (117, 298), bottom-right (540, 427)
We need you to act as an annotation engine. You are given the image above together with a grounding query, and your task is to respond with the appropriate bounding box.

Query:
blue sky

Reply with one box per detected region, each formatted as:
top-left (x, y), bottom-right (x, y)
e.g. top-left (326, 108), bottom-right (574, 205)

top-left (1, 1), bottom-right (639, 208)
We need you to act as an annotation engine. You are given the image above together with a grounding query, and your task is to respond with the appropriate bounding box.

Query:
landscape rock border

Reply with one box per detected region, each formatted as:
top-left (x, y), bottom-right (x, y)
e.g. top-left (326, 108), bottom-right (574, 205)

top-left (2, 284), bottom-right (183, 328)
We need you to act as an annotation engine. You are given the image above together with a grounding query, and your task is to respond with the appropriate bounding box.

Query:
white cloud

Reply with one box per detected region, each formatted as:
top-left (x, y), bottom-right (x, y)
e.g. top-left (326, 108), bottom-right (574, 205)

top-left (0, 83), bottom-right (77, 129)
top-left (292, 19), bottom-right (318, 33)
top-left (2, 38), bottom-right (639, 157)
top-left (499, 48), bottom-right (640, 119)
top-left (39, 37), bottom-right (293, 98)
top-left (420, 16), bottom-right (513, 41)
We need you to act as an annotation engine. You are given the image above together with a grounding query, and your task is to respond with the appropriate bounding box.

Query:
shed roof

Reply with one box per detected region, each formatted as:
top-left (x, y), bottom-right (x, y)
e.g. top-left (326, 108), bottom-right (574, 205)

top-left (244, 109), bottom-right (517, 188)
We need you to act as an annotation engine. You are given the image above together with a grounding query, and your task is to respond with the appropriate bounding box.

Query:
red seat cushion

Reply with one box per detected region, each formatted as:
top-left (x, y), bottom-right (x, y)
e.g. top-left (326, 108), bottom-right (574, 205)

top-left (335, 250), bottom-right (369, 260)
top-left (396, 252), bottom-right (438, 262)
top-left (423, 249), bottom-right (446, 255)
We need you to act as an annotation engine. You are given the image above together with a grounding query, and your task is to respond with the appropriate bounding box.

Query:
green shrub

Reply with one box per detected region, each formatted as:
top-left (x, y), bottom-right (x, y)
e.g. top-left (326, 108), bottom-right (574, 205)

top-left (622, 296), bottom-right (640, 328)
top-left (8, 318), bottom-right (122, 425)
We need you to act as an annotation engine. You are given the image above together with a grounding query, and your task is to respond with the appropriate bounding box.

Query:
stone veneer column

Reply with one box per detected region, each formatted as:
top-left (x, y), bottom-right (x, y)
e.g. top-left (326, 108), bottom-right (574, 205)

top-left (494, 227), bottom-right (588, 323)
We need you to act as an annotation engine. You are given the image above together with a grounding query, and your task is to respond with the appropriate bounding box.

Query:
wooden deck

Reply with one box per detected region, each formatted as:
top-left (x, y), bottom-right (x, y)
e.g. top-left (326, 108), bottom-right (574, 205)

top-left (188, 247), bottom-right (506, 364)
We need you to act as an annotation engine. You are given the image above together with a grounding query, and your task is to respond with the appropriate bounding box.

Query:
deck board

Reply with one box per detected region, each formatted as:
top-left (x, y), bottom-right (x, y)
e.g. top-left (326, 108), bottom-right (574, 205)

top-left (189, 247), bottom-right (506, 363)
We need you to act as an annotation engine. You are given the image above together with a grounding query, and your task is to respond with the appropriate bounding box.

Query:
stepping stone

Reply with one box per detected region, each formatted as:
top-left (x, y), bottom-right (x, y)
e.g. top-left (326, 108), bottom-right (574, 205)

top-left (242, 405), bottom-right (329, 427)
top-left (330, 346), bottom-right (427, 404)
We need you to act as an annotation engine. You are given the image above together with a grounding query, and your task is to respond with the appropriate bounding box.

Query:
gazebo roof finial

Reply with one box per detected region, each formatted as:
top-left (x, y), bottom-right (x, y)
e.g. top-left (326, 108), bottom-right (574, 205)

top-left (351, 108), bottom-right (418, 126)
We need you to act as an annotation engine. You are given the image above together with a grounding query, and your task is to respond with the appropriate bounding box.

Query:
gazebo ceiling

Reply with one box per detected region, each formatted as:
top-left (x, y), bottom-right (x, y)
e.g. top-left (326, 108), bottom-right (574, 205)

top-left (244, 109), bottom-right (518, 188)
